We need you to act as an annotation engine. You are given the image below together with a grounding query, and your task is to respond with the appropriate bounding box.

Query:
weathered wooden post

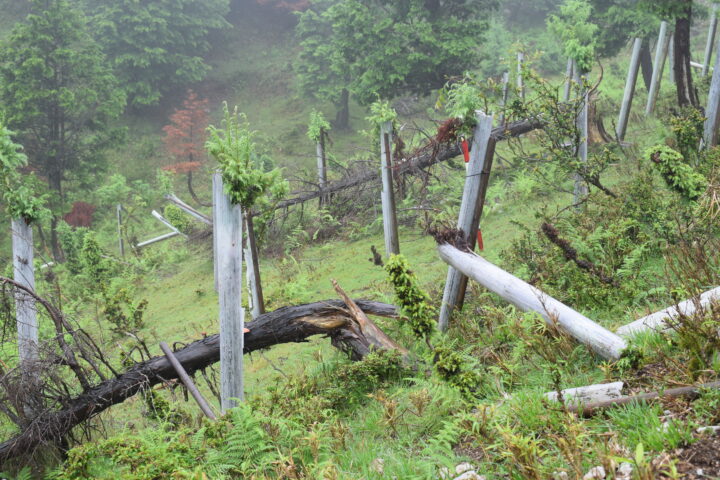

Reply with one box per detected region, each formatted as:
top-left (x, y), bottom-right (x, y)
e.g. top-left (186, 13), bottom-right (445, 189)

top-left (517, 51), bottom-right (525, 100)
top-left (563, 57), bottom-right (574, 102)
top-left (212, 173), bottom-right (244, 410)
top-left (704, 36), bottom-right (720, 148)
top-left (704, 4), bottom-right (718, 77)
top-left (212, 175), bottom-right (219, 292)
top-left (573, 68), bottom-right (589, 203)
top-left (12, 218), bottom-right (38, 369)
top-left (116, 204), bottom-right (124, 257)
top-left (244, 212), bottom-right (264, 318)
top-left (380, 121), bottom-right (400, 257)
top-left (438, 111), bottom-right (496, 331)
top-left (498, 71), bottom-right (510, 126)
top-left (617, 38), bottom-right (643, 142)
top-left (316, 128), bottom-right (327, 207)
top-left (646, 21), bottom-right (670, 116)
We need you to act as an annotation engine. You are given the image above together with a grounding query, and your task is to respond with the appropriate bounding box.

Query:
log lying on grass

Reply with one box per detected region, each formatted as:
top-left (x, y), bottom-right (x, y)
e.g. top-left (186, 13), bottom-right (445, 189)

top-left (0, 299), bottom-right (399, 465)
top-left (616, 286), bottom-right (720, 337)
top-left (545, 381), bottom-right (624, 407)
top-left (437, 243), bottom-right (627, 360)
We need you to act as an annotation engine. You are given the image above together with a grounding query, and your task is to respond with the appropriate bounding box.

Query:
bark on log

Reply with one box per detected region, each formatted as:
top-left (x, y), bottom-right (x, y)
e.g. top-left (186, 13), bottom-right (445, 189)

top-left (271, 117), bottom-right (543, 212)
top-left (0, 299), bottom-right (399, 465)
top-left (545, 381), bottom-right (624, 408)
top-left (437, 244), bottom-right (627, 360)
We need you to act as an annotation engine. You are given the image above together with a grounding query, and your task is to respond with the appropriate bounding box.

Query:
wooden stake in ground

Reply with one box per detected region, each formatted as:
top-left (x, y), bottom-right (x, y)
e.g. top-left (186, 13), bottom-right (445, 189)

top-left (517, 51), bottom-right (525, 100)
top-left (573, 68), bottom-right (589, 203)
top-left (498, 71), bottom-right (510, 126)
top-left (316, 127), bottom-right (328, 207)
top-left (704, 4), bottom-right (719, 77)
top-left (11, 218), bottom-right (38, 370)
top-left (617, 38), bottom-right (643, 142)
top-left (159, 341), bottom-right (217, 420)
top-left (244, 212), bottom-right (264, 318)
top-left (668, 33), bottom-right (676, 85)
top-left (213, 173), bottom-right (245, 410)
top-left (705, 37), bottom-right (720, 148)
top-left (646, 21), bottom-right (670, 115)
top-left (563, 57), bottom-right (574, 102)
top-left (116, 204), bottom-right (124, 257)
top-left (438, 112), bottom-right (496, 332)
top-left (212, 174), bottom-right (220, 292)
top-left (437, 243), bottom-right (627, 360)
top-left (380, 120), bottom-right (400, 257)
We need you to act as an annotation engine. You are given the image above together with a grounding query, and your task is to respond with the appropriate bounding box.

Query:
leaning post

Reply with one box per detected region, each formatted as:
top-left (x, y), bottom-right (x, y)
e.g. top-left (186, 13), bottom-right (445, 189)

top-left (646, 21), bottom-right (670, 115)
top-left (704, 4), bottom-right (719, 77)
top-left (380, 121), bottom-right (400, 257)
top-left (212, 174), bottom-right (219, 292)
top-left (438, 111), bottom-right (496, 332)
top-left (617, 38), bottom-right (643, 142)
top-left (213, 173), bottom-right (245, 411)
top-left (244, 212), bottom-right (265, 318)
top-left (11, 217), bottom-right (39, 371)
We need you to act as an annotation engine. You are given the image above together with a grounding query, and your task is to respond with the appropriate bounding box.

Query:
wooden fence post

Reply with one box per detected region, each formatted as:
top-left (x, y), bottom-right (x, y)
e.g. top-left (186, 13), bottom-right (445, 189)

top-left (705, 4), bottom-right (719, 77)
top-left (317, 128), bottom-right (327, 207)
top-left (213, 173), bottom-right (244, 411)
top-left (380, 121), bottom-right (400, 257)
top-left (498, 71), bottom-right (510, 126)
top-left (517, 51), bottom-right (525, 100)
top-left (574, 68), bottom-right (589, 203)
top-left (438, 111), bottom-right (495, 332)
top-left (212, 175), bottom-right (220, 292)
top-left (563, 57), bottom-right (574, 102)
top-left (116, 204), bottom-right (124, 257)
top-left (244, 212), bottom-right (264, 318)
top-left (646, 21), bottom-right (670, 116)
top-left (705, 36), bottom-right (720, 148)
top-left (11, 218), bottom-right (38, 370)
top-left (617, 38), bottom-right (643, 142)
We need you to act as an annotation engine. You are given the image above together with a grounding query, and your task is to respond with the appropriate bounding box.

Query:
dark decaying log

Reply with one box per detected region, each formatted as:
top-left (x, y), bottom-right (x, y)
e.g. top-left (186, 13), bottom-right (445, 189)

top-left (0, 299), bottom-right (398, 466)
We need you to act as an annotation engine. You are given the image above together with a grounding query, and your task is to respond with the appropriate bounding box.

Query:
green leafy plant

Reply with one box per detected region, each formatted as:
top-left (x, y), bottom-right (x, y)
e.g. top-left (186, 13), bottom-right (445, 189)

top-left (0, 121), bottom-right (46, 222)
top-left (307, 109), bottom-right (331, 143)
top-left (547, 0), bottom-right (598, 73)
top-left (646, 145), bottom-right (707, 201)
top-left (206, 103), bottom-right (288, 210)
top-left (162, 204), bottom-right (193, 234)
top-left (385, 254), bottom-right (436, 341)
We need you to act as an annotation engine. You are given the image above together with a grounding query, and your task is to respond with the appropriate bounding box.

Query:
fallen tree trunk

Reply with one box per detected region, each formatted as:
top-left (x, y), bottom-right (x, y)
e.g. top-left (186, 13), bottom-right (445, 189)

top-left (437, 243), bottom-right (627, 360)
top-left (545, 381), bottom-right (624, 408)
top-left (272, 117), bottom-right (543, 211)
top-left (0, 299), bottom-right (398, 465)
top-left (616, 286), bottom-right (720, 337)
